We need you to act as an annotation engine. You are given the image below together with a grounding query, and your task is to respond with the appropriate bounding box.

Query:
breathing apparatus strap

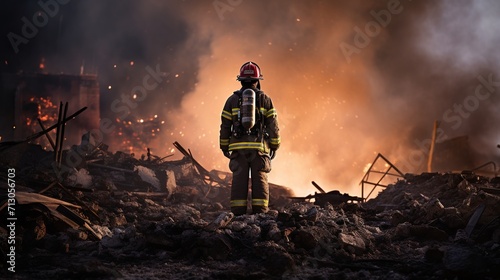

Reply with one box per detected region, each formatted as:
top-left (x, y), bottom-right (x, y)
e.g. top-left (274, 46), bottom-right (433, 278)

top-left (233, 89), bottom-right (265, 139)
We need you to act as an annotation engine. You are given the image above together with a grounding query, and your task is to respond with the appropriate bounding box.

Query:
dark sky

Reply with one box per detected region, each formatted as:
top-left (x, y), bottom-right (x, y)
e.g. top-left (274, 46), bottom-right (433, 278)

top-left (2, 0), bottom-right (500, 196)
top-left (1, 0), bottom-right (206, 113)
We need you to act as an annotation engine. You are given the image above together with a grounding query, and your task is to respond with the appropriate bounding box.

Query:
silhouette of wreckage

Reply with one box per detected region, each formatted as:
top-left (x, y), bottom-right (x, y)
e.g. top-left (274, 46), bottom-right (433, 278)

top-left (289, 181), bottom-right (364, 207)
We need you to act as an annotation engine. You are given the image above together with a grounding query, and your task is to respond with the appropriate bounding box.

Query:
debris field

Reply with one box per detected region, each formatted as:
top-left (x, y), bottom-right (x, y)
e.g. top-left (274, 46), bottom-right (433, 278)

top-left (1, 134), bottom-right (500, 279)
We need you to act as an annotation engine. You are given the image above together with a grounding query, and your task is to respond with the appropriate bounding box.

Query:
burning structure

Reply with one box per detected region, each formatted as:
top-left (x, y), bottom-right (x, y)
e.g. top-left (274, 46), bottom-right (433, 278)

top-left (0, 72), bottom-right (100, 149)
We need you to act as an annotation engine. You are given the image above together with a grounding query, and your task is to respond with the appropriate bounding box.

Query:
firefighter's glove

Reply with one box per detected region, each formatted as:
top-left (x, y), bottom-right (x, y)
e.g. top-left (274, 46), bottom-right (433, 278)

top-left (223, 150), bottom-right (231, 159)
top-left (270, 149), bottom-right (277, 160)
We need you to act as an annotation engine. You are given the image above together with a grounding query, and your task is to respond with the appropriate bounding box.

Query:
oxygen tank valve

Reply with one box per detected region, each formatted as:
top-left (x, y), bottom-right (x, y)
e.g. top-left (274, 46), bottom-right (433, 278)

top-left (241, 88), bottom-right (256, 131)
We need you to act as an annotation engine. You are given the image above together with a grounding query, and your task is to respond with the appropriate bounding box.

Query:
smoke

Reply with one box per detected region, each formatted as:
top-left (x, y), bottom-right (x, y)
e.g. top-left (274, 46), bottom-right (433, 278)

top-left (160, 1), bottom-right (387, 196)
top-left (162, 0), bottom-right (500, 197)
top-left (370, 0), bottom-right (500, 171)
top-left (3, 0), bottom-right (499, 197)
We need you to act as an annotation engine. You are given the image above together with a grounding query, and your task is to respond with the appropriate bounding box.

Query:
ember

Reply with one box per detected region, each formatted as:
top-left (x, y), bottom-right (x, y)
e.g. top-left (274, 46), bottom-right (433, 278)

top-left (111, 114), bottom-right (167, 154)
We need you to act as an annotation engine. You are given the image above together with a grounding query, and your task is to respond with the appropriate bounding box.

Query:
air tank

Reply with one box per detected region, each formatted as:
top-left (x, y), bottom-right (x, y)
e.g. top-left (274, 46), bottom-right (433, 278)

top-left (241, 88), bottom-right (256, 130)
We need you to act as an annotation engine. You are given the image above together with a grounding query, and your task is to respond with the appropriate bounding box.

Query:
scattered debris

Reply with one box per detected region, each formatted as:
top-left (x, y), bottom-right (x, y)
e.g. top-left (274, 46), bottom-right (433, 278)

top-left (1, 133), bottom-right (499, 279)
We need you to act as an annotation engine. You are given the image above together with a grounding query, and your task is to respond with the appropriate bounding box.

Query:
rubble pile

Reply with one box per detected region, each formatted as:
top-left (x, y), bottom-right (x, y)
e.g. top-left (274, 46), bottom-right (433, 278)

top-left (1, 140), bottom-right (500, 279)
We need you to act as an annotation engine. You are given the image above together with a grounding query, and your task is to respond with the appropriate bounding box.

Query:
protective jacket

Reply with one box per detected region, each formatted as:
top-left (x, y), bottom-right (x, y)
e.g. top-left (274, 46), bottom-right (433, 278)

top-left (219, 89), bottom-right (280, 153)
top-left (219, 87), bottom-right (280, 215)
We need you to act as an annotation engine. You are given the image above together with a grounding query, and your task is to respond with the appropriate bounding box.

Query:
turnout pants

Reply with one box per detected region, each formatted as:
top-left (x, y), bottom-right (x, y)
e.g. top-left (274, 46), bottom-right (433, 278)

top-left (229, 150), bottom-right (271, 215)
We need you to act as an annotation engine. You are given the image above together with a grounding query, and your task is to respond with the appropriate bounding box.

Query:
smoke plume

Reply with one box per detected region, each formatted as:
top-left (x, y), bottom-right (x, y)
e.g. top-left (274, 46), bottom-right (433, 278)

top-left (2, 0), bottom-right (499, 197)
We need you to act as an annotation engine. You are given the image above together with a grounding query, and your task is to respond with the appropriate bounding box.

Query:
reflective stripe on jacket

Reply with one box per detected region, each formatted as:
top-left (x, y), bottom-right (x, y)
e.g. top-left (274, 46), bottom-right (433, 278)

top-left (220, 88), bottom-right (280, 152)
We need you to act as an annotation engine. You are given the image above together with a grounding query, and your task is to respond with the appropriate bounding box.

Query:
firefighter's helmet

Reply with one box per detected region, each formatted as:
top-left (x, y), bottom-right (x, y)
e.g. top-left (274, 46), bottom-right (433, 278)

top-left (237, 61), bottom-right (263, 81)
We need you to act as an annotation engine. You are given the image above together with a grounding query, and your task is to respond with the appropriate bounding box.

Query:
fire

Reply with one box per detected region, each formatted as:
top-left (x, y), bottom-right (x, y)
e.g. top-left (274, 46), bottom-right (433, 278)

top-left (23, 96), bottom-right (59, 150)
top-left (108, 113), bottom-right (168, 157)
top-left (39, 57), bottom-right (45, 70)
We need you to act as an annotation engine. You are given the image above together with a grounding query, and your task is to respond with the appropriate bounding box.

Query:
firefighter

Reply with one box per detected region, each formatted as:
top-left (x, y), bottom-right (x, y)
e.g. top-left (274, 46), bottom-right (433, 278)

top-left (219, 61), bottom-right (281, 215)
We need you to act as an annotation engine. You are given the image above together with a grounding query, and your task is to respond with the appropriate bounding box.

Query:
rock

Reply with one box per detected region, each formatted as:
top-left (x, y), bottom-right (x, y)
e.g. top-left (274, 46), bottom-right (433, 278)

top-left (391, 210), bottom-right (405, 226)
top-left (291, 229), bottom-right (318, 250)
top-left (453, 229), bottom-right (470, 243)
top-left (338, 232), bottom-right (366, 254)
top-left (424, 197), bottom-right (445, 219)
top-left (110, 213), bottom-right (128, 227)
top-left (266, 209), bottom-right (279, 218)
top-left (100, 235), bottom-right (123, 248)
top-left (135, 165), bottom-right (161, 191)
top-left (266, 223), bottom-right (282, 242)
top-left (229, 221), bottom-right (247, 232)
top-left (243, 224), bottom-right (262, 241)
top-left (100, 229), bottom-right (127, 248)
top-left (305, 206), bottom-right (320, 222)
top-left (205, 212), bottom-right (234, 231)
top-left (254, 241), bottom-right (295, 276)
top-left (201, 232), bottom-right (232, 260)
top-left (123, 225), bottom-right (137, 240)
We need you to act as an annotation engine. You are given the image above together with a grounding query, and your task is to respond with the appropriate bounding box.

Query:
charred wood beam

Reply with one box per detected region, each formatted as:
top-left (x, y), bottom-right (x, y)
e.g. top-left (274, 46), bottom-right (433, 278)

top-left (54, 102), bottom-right (64, 162)
top-left (53, 181), bottom-right (100, 222)
top-left (37, 118), bottom-right (56, 150)
top-left (56, 204), bottom-right (87, 226)
top-left (173, 141), bottom-right (229, 188)
top-left (26, 106), bottom-right (87, 144)
top-left (58, 182), bottom-right (100, 222)
top-left (311, 181), bottom-right (326, 194)
top-left (173, 141), bottom-right (210, 174)
top-left (128, 191), bottom-right (170, 197)
top-left (57, 102), bottom-right (69, 166)
top-left (56, 204), bottom-right (102, 240)
top-left (0, 106), bottom-right (88, 154)
top-left (158, 154), bottom-right (174, 162)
